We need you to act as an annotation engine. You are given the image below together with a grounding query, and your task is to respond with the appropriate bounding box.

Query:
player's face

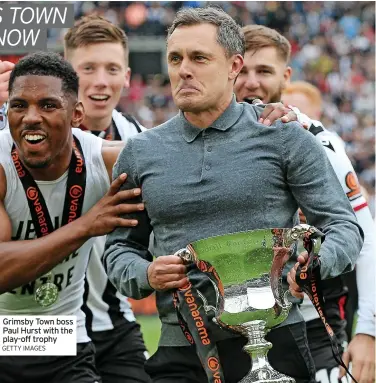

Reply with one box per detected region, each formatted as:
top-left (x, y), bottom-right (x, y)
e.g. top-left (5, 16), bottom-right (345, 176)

top-left (8, 75), bottom-right (83, 168)
top-left (167, 23), bottom-right (243, 113)
top-left (69, 42), bottom-right (130, 121)
top-left (234, 47), bottom-right (291, 104)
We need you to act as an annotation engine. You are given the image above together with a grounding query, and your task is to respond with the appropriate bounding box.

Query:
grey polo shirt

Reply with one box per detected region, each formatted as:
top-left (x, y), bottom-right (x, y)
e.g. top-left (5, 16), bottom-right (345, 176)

top-left (104, 96), bottom-right (363, 347)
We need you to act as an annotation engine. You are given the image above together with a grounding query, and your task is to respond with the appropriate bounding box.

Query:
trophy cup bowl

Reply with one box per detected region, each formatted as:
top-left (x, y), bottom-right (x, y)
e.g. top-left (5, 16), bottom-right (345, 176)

top-left (175, 224), bottom-right (321, 383)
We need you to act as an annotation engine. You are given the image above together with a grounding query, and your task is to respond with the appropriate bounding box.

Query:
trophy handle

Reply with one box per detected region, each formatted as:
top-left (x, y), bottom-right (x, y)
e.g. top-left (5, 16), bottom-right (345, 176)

top-left (287, 224), bottom-right (323, 250)
top-left (174, 248), bottom-right (195, 264)
top-left (174, 248), bottom-right (221, 316)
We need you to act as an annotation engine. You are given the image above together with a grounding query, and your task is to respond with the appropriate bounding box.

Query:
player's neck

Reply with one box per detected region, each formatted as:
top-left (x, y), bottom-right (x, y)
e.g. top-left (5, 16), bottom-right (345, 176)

top-left (184, 93), bottom-right (233, 129)
top-left (26, 139), bottom-right (73, 182)
top-left (83, 114), bottom-right (112, 132)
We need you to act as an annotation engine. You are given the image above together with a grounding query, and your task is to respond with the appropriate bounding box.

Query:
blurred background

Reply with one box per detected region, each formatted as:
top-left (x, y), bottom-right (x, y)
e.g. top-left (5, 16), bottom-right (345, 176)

top-left (1, 1), bottom-right (375, 355)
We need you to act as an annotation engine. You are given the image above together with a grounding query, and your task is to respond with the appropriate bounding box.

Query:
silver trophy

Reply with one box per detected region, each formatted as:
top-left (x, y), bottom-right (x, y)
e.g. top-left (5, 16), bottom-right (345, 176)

top-left (175, 224), bottom-right (321, 383)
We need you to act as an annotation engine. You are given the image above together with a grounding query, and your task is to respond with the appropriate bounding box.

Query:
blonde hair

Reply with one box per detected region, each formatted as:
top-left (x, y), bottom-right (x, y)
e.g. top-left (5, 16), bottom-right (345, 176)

top-left (241, 25), bottom-right (291, 62)
top-left (64, 15), bottom-right (129, 60)
top-left (283, 81), bottom-right (322, 109)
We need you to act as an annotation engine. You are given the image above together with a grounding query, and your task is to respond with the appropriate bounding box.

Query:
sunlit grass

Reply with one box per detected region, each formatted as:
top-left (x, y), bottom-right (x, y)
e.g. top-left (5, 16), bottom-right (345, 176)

top-left (137, 315), bottom-right (161, 355)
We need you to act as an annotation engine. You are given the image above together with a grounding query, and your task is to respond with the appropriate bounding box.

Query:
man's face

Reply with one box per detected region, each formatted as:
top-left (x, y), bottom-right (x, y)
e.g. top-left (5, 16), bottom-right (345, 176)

top-left (68, 42), bottom-right (130, 121)
top-left (8, 75), bottom-right (83, 168)
top-left (167, 23), bottom-right (242, 113)
top-left (234, 47), bottom-right (291, 103)
top-left (282, 91), bottom-right (321, 120)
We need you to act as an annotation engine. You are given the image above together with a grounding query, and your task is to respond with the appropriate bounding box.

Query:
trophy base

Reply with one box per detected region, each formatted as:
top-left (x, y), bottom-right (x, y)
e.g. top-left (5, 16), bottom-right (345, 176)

top-left (240, 365), bottom-right (295, 383)
top-left (239, 320), bottom-right (296, 383)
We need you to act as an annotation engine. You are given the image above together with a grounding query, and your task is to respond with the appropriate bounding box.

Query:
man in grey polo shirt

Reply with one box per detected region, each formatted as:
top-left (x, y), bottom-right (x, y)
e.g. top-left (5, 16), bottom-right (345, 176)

top-left (103, 7), bottom-right (363, 383)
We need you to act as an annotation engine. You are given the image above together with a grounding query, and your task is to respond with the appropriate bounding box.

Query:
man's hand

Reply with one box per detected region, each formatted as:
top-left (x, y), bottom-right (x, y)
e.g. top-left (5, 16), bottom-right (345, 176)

top-left (287, 251), bottom-right (309, 299)
top-left (147, 255), bottom-right (188, 291)
top-left (340, 334), bottom-right (375, 383)
top-left (83, 173), bottom-right (144, 237)
top-left (0, 60), bottom-right (14, 105)
top-left (254, 100), bottom-right (309, 129)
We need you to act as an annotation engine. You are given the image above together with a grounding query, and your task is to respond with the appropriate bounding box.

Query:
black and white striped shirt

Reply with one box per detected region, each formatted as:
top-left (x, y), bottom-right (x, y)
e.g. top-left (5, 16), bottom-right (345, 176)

top-left (81, 110), bottom-right (146, 332)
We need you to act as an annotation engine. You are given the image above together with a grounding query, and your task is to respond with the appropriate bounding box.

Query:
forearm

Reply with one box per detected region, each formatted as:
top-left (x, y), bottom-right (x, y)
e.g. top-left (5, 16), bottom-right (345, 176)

top-left (103, 137), bottom-right (154, 299)
top-left (317, 220), bottom-right (363, 279)
top-left (0, 217), bottom-right (90, 293)
top-left (104, 244), bottom-right (154, 299)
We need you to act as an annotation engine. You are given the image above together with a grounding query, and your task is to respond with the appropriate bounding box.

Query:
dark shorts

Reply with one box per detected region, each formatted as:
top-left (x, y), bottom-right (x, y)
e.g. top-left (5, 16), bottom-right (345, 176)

top-left (342, 270), bottom-right (357, 340)
top-left (0, 342), bottom-right (101, 383)
top-left (89, 321), bottom-right (150, 383)
top-left (145, 322), bottom-right (316, 383)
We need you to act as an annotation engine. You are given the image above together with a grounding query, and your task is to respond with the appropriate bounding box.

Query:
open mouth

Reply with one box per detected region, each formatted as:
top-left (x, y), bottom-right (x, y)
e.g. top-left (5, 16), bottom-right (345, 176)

top-left (244, 96), bottom-right (263, 103)
top-left (89, 95), bottom-right (110, 102)
top-left (23, 134), bottom-right (47, 145)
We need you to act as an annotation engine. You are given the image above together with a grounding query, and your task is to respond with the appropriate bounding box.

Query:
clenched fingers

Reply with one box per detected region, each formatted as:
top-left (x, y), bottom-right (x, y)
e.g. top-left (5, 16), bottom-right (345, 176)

top-left (154, 264), bottom-right (187, 275)
top-left (297, 252), bottom-right (309, 265)
top-left (162, 277), bottom-right (190, 290)
top-left (152, 273), bottom-right (188, 288)
top-left (156, 255), bottom-right (187, 265)
top-left (147, 256), bottom-right (188, 290)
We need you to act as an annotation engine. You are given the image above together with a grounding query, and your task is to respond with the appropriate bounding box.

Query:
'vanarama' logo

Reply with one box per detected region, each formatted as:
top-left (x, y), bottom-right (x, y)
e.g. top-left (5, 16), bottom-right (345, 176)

top-left (180, 282), bottom-right (210, 346)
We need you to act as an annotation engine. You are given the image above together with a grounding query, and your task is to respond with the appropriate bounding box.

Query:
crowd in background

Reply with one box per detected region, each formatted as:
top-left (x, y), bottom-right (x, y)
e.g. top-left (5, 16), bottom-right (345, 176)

top-left (62, 1), bottom-right (376, 214)
top-left (20, 2), bottom-right (376, 215)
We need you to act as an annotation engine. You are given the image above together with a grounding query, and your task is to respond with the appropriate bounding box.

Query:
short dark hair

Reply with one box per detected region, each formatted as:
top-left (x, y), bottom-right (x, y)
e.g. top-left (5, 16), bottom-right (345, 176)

top-left (167, 6), bottom-right (245, 58)
top-left (9, 51), bottom-right (79, 98)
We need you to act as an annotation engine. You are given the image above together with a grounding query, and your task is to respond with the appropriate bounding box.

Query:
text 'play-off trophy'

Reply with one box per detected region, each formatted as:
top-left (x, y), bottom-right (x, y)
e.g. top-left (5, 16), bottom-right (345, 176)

top-left (175, 224), bottom-right (321, 383)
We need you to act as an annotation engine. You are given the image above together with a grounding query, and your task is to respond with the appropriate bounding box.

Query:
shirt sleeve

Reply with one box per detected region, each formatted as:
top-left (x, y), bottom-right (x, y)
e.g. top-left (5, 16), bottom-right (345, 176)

top-left (280, 121), bottom-right (364, 280)
top-left (103, 137), bottom-right (154, 300)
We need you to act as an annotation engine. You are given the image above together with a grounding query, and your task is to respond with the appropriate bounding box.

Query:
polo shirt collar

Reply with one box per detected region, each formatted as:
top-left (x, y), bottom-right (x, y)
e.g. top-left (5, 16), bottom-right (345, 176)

top-left (179, 95), bottom-right (243, 143)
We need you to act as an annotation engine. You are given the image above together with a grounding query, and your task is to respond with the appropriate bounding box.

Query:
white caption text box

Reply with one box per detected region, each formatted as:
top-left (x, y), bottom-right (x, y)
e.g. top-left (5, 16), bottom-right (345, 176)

top-left (0, 316), bottom-right (77, 355)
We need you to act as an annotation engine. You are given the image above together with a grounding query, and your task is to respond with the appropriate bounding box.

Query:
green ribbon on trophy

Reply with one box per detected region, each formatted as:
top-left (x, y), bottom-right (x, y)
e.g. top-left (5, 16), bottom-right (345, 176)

top-left (12, 136), bottom-right (87, 307)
